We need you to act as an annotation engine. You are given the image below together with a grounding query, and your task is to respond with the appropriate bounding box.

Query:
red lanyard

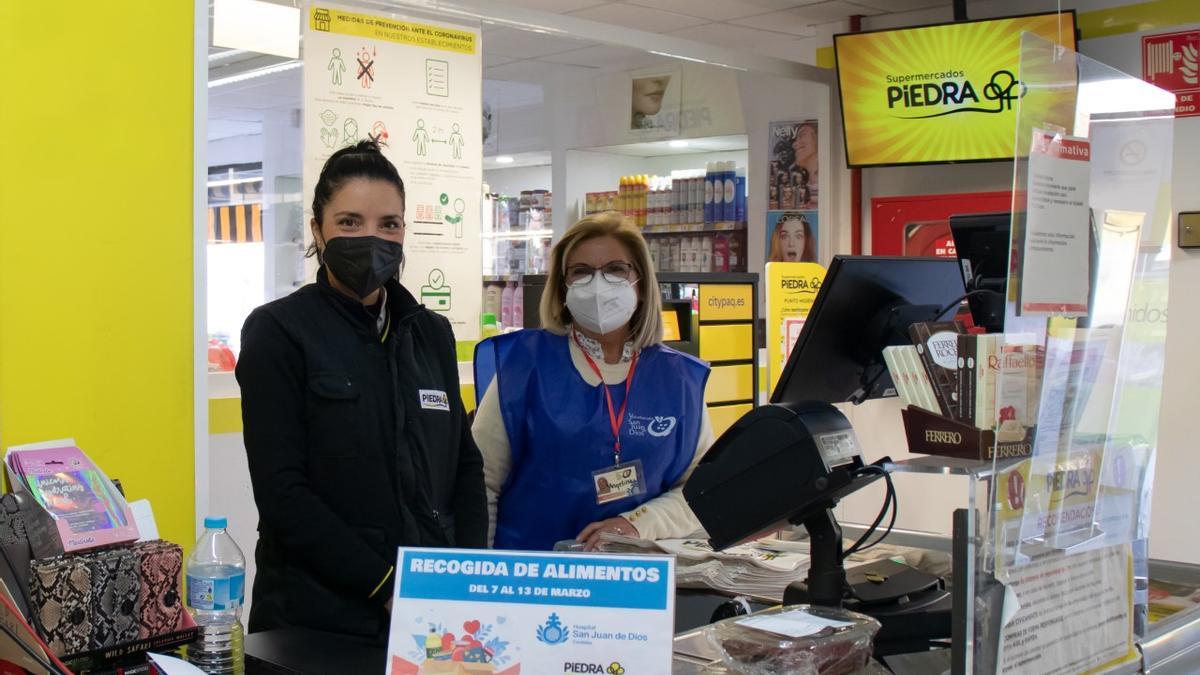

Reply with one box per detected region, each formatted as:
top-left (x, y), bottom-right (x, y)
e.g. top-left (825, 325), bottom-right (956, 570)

top-left (576, 338), bottom-right (639, 466)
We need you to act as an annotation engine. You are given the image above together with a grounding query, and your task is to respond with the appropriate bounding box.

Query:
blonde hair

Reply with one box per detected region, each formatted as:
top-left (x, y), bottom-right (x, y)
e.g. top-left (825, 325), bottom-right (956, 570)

top-left (540, 211), bottom-right (663, 350)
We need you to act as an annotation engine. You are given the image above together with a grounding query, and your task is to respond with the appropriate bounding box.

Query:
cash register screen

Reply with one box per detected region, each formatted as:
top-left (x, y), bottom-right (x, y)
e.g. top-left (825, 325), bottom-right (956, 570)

top-left (770, 255), bottom-right (966, 405)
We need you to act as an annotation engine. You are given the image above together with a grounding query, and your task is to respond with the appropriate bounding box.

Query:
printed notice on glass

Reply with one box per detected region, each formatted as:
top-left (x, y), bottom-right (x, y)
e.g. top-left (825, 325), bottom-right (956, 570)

top-left (1019, 129), bottom-right (1092, 316)
top-left (998, 544), bottom-right (1137, 673)
top-left (386, 548), bottom-right (675, 675)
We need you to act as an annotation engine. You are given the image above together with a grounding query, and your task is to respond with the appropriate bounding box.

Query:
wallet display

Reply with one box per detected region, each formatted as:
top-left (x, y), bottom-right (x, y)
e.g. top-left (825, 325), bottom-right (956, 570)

top-left (133, 540), bottom-right (184, 639)
top-left (29, 556), bottom-right (93, 656)
top-left (28, 539), bottom-right (184, 656)
top-left (86, 548), bottom-right (140, 649)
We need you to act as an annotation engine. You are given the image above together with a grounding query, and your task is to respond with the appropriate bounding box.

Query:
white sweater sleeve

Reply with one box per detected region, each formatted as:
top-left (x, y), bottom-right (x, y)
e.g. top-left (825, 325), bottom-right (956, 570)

top-left (620, 405), bottom-right (716, 541)
top-left (470, 380), bottom-right (510, 548)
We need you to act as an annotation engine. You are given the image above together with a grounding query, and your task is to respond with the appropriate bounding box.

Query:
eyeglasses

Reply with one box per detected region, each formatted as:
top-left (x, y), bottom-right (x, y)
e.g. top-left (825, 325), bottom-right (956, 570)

top-left (564, 261), bottom-right (639, 287)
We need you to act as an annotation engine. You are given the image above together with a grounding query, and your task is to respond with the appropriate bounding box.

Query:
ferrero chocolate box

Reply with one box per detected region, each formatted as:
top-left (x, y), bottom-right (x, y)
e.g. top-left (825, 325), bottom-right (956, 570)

top-left (901, 405), bottom-right (1034, 462)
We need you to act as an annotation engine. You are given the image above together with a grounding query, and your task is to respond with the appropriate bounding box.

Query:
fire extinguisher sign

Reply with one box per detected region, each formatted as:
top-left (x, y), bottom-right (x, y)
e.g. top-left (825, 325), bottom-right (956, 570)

top-left (1142, 29), bottom-right (1200, 118)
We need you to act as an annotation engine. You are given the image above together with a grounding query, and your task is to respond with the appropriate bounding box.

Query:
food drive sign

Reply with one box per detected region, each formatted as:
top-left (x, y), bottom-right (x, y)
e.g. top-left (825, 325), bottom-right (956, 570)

top-left (835, 12), bottom-right (1075, 166)
top-left (386, 548), bottom-right (675, 675)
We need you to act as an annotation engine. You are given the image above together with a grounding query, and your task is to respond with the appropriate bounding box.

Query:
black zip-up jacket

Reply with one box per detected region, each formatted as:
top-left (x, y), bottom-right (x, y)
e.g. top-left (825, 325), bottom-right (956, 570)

top-left (236, 268), bottom-right (486, 640)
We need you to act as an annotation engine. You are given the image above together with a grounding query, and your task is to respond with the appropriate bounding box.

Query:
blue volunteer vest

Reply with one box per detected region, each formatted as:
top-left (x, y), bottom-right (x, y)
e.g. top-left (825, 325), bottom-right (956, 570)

top-left (478, 330), bottom-right (709, 551)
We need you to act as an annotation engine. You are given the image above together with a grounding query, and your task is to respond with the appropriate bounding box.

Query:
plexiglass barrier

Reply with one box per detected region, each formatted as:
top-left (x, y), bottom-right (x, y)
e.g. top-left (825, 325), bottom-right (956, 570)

top-left (967, 32), bottom-right (1176, 674)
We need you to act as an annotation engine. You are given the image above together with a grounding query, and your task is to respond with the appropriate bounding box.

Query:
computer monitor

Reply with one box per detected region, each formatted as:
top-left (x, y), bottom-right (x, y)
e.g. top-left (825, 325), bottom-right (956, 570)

top-left (949, 212), bottom-right (1013, 334)
top-left (770, 255), bottom-right (966, 405)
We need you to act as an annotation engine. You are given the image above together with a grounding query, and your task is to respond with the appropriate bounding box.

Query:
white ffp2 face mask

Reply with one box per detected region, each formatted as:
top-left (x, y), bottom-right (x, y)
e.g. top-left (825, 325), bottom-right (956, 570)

top-left (566, 275), bottom-right (638, 336)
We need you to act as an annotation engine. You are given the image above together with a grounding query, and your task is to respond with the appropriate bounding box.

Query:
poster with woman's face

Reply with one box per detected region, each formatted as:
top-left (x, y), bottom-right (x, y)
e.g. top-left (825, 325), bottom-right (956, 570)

top-left (768, 120), bottom-right (819, 210)
top-left (766, 210), bottom-right (819, 264)
top-left (629, 67), bottom-right (681, 136)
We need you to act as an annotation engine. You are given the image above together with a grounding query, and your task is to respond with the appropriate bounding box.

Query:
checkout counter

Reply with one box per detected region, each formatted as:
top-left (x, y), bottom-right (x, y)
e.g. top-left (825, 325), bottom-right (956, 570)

top-left (244, 255), bottom-right (1199, 673)
top-left (241, 563), bottom-right (1200, 673)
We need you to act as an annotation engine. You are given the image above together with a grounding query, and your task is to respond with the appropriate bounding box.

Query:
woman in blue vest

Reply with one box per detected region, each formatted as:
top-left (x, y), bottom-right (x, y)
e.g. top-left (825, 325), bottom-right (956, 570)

top-left (473, 212), bottom-right (714, 551)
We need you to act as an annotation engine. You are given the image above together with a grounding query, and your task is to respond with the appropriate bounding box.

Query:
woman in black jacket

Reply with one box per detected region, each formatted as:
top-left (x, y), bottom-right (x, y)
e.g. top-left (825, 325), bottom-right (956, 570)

top-left (236, 140), bottom-right (486, 640)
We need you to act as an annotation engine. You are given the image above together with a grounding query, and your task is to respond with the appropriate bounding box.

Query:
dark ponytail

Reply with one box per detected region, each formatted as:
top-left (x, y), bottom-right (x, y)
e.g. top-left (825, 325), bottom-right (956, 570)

top-left (307, 139), bottom-right (406, 260)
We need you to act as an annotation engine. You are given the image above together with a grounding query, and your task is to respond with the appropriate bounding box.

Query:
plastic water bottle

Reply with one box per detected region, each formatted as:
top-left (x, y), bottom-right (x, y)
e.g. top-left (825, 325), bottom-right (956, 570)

top-left (186, 517), bottom-right (246, 675)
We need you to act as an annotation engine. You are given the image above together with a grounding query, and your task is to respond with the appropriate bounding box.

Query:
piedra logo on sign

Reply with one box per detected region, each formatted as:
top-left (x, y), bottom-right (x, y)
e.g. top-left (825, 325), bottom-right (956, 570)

top-left (564, 662), bottom-right (625, 674)
top-left (886, 69), bottom-right (1023, 118)
top-left (780, 276), bottom-right (822, 294)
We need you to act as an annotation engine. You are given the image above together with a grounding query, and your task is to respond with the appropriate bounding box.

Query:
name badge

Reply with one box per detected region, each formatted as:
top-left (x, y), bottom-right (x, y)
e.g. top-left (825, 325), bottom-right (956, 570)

top-left (592, 459), bottom-right (647, 505)
top-left (419, 389), bottom-right (450, 411)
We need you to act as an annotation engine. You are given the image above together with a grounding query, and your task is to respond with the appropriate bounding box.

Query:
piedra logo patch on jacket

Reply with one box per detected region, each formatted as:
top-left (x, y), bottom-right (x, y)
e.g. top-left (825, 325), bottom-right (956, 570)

top-left (419, 389), bottom-right (450, 411)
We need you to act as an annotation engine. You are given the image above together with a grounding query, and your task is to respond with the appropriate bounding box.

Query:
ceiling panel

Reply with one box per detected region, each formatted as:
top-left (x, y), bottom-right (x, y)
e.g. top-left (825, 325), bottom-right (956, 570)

top-left (747, 35), bottom-right (822, 63)
top-left (666, 22), bottom-right (806, 48)
top-left (732, 0), bottom-right (881, 34)
top-left (539, 44), bottom-right (666, 71)
top-left (852, 0), bottom-right (946, 11)
top-left (484, 58), bottom-right (592, 82)
top-left (726, 11), bottom-right (819, 36)
top-left (484, 52), bottom-right (520, 68)
top-left (482, 27), bottom-right (591, 59)
top-left (786, 0), bottom-right (884, 23)
top-left (567, 3), bottom-right (709, 33)
top-left (729, 0), bottom-right (828, 9)
top-left (488, 0), bottom-right (610, 12)
top-left (623, 0), bottom-right (796, 22)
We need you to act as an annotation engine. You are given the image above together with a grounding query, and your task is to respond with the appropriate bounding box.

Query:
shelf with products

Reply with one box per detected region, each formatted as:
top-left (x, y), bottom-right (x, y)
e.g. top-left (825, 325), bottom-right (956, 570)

top-left (648, 229), bottom-right (748, 275)
top-left (481, 189), bottom-right (552, 280)
top-left (585, 161), bottom-right (747, 229)
top-left (480, 189), bottom-right (552, 334)
top-left (577, 157), bottom-right (750, 274)
top-left (640, 221), bottom-right (746, 235)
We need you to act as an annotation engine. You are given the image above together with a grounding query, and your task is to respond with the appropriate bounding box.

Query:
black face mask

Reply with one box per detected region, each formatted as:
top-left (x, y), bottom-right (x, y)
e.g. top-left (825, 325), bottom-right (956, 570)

top-left (321, 235), bottom-right (404, 299)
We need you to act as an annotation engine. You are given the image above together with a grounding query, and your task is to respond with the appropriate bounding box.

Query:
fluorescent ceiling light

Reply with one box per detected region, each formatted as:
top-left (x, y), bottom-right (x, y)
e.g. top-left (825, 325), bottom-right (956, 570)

top-left (495, 155), bottom-right (515, 164)
top-left (668, 140), bottom-right (689, 148)
top-left (213, 0), bottom-right (300, 58)
top-left (209, 60), bottom-right (302, 88)
top-left (649, 51), bottom-right (747, 72)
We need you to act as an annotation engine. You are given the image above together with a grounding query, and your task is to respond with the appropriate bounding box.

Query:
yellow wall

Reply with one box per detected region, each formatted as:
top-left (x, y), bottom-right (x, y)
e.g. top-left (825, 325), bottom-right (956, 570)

top-left (0, 3), bottom-right (195, 550)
